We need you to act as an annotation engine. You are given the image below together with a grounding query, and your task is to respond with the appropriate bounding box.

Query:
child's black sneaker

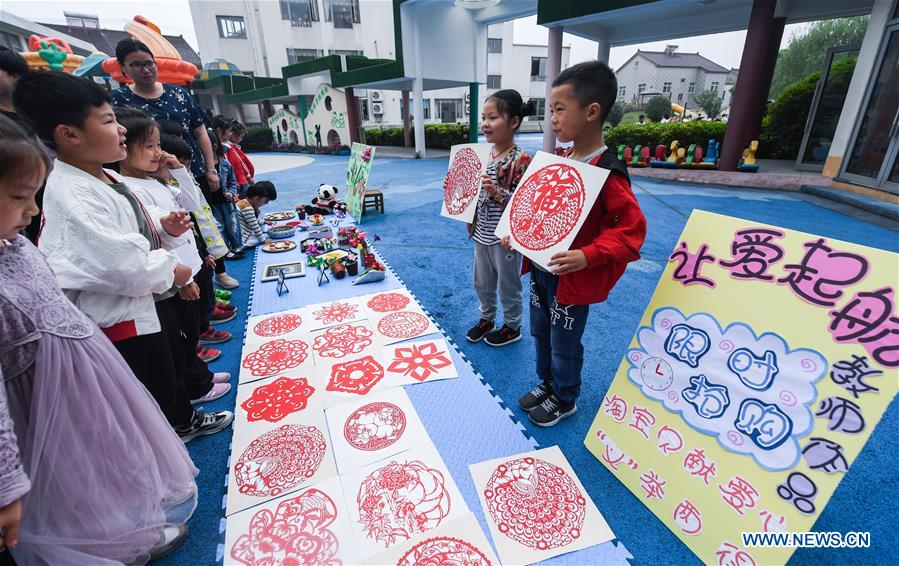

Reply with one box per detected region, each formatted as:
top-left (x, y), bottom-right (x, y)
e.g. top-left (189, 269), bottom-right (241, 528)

top-left (484, 324), bottom-right (521, 347)
top-left (528, 394), bottom-right (577, 427)
top-left (518, 382), bottom-right (552, 412)
top-left (176, 410), bottom-right (234, 443)
top-left (466, 319), bottom-right (494, 343)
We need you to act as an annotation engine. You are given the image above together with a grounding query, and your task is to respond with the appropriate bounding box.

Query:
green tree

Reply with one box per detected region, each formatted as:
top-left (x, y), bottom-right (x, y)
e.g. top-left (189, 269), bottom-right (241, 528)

top-left (606, 101), bottom-right (624, 127)
top-left (694, 89), bottom-right (723, 119)
top-left (644, 95), bottom-right (671, 122)
top-left (769, 15), bottom-right (868, 98)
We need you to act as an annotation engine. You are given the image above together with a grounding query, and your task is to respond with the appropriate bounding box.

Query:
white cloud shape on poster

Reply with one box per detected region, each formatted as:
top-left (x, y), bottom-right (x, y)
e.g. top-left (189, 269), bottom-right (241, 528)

top-left (626, 307), bottom-right (826, 471)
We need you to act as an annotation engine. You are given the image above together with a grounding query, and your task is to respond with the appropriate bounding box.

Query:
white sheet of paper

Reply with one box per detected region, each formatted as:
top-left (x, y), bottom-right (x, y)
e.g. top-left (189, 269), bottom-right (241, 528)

top-left (357, 288), bottom-right (422, 320)
top-left (239, 335), bottom-right (316, 385)
top-left (494, 150), bottom-right (611, 271)
top-left (380, 337), bottom-right (458, 387)
top-left (371, 309), bottom-right (440, 346)
top-left (171, 238), bottom-right (203, 276)
top-left (303, 297), bottom-right (366, 330)
top-left (324, 387), bottom-right (431, 475)
top-left (440, 143), bottom-right (491, 224)
top-left (363, 512), bottom-right (500, 566)
top-left (469, 445), bottom-right (614, 565)
top-left (340, 443), bottom-right (469, 561)
top-left (245, 308), bottom-right (308, 342)
top-left (226, 405), bottom-right (337, 516)
top-left (224, 475), bottom-right (361, 565)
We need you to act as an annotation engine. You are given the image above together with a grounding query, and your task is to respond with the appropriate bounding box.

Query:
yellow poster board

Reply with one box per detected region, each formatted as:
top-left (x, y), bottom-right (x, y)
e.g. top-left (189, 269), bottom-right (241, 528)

top-left (584, 210), bottom-right (897, 565)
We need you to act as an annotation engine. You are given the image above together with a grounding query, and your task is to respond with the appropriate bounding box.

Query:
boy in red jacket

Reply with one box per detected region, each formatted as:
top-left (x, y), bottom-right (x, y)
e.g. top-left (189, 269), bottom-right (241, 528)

top-left (503, 61), bottom-right (647, 427)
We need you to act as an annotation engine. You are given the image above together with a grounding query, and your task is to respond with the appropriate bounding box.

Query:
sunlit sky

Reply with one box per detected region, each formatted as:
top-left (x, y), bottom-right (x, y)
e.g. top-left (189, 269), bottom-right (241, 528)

top-left (7, 0), bottom-right (807, 71)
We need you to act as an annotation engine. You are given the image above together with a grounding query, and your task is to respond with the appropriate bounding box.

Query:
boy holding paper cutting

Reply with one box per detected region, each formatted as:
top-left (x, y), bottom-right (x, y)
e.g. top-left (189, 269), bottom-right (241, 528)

top-left (502, 61), bottom-right (646, 427)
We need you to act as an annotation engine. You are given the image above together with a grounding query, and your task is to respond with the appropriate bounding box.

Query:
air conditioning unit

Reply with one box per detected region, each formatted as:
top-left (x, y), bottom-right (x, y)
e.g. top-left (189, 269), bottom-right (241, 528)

top-left (371, 90), bottom-right (384, 102)
top-left (372, 102), bottom-right (384, 114)
top-left (464, 92), bottom-right (470, 103)
top-left (465, 103), bottom-right (470, 115)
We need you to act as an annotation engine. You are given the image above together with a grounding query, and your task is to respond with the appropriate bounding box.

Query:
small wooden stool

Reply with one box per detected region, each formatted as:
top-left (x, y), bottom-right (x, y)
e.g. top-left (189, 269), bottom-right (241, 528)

top-left (362, 189), bottom-right (384, 216)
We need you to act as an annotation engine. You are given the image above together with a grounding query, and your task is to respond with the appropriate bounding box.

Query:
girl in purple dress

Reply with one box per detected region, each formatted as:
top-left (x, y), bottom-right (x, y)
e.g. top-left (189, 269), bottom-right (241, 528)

top-left (0, 115), bottom-right (197, 563)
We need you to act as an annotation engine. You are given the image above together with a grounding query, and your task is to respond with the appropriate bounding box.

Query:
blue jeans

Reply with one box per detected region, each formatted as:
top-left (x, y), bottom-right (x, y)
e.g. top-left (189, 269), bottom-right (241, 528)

top-left (529, 268), bottom-right (590, 403)
top-left (211, 202), bottom-right (242, 251)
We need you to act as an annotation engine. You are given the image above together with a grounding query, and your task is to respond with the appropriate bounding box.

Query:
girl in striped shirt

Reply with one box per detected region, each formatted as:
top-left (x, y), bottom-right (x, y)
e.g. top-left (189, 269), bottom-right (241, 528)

top-left (465, 90), bottom-right (535, 347)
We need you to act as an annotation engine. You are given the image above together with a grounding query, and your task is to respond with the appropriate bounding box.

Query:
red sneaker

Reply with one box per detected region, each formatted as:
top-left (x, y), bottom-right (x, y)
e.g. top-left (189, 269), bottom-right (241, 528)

top-left (197, 346), bottom-right (221, 363)
top-left (199, 328), bottom-right (231, 344)
top-left (215, 301), bottom-right (236, 312)
top-left (211, 306), bottom-right (236, 324)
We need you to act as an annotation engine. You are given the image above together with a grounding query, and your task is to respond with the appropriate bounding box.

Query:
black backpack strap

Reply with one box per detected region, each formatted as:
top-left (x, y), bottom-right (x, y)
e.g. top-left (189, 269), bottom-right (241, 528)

top-left (595, 150), bottom-right (630, 182)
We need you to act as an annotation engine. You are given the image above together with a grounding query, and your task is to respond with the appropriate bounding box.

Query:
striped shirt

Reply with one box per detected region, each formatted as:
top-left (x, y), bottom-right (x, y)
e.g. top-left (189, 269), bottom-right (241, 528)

top-left (238, 203), bottom-right (265, 245)
top-left (472, 145), bottom-right (532, 246)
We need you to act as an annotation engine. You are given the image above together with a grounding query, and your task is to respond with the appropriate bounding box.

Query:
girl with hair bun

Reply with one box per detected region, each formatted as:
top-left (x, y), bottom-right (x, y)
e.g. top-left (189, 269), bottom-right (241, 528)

top-left (463, 89), bottom-right (535, 347)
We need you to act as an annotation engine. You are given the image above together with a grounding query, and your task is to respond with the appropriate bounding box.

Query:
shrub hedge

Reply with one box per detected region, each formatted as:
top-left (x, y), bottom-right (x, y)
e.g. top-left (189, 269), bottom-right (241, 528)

top-left (364, 123), bottom-right (469, 149)
top-left (242, 127), bottom-right (274, 152)
top-left (606, 121), bottom-right (727, 152)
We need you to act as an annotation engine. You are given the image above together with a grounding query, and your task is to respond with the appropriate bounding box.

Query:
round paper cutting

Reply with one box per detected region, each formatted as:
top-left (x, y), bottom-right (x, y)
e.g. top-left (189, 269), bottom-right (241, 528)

top-left (444, 147), bottom-right (483, 215)
top-left (344, 402), bottom-right (407, 451)
top-left (483, 456), bottom-right (586, 550)
top-left (398, 536), bottom-right (493, 566)
top-left (377, 311), bottom-right (430, 340)
top-left (233, 424), bottom-right (326, 497)
top-left (253, 314), bottom-right (303, 337)
top-left (510, 163), bottom-right (585, 251)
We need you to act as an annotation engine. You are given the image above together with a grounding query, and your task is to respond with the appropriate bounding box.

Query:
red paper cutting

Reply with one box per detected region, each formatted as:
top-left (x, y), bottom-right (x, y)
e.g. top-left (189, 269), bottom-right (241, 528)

top-left (398, 536), bottom-right (493, 566)
top-left (253, 313), bottom-right (303, 337)
top-left (234, 424), bottom-right (327, 497)
top-left (240, 377), bottom-right (316, 422)
top-left (327, 356), bottom-right (385, 395)
top-left (387, 342), bottom-right (452, 381)
top-left (230, 488), bottom-right (341, 565)
top-left (377, 311), bottom-right (430, 340)
top-left (444, 147), bottom-right (482, 215)
top-left (313, 324), bottom-right (374, 359)
top-left (313, 301), bottom-right (360, 325)
top-left (242, 339), bottom-right (309, 377)
top-left (366, 292), bottom-right (411, 313)
top-left (357, 460), bottom-right (452, 547)
top-left (510, 163), bottom-right (585, 251)
top-left (343, 401), bottom-right (407, 451)
top-left (483, 457), bottom-right (586, 550)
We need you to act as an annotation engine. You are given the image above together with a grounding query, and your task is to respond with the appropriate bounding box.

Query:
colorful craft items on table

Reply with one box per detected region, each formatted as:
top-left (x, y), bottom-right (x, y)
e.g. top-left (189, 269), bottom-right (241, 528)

top-left (261, 240), bottom-right (296, 253)
top-left (267, 225), bottom-right (296, 240)
top-left (583, 210), bottom-right (897, 565)
top-left (264, 211), bottom-right (296, 223)
top-left (21, 35), bottom-right (85, 72)
top-left (101, 16), bottom-right (198, 85)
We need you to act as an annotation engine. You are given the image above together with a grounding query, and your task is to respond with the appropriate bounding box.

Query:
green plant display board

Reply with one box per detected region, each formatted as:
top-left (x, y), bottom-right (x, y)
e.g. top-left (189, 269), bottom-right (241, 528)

top-left (345, 142), bottom-right (376, 223)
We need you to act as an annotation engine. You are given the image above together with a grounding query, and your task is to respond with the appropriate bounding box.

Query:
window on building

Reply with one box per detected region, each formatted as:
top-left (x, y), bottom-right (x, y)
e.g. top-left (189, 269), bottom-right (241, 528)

top-left (280, 0), bottom-right (319, 27)
top-left (530, 57), bottom-right (547, 81)
top-left (324, 0), bottom-right (360, 27)
top-left (677, 93), bottom-right (683, 101)
top-left (711, 81), bottom-right (719, 93)
top-left (286, 48), bottom-right (324, 65)
top-left (688, 82), bottom-right (695, 93)
top-left (662, 82), bottom-right (672, 93)
top-left (634, 59), bottom-right (639, 67)
top-left (528, 98), bottom-right (545, 121)
top-left (434, 98), bottom-right (463, 122)
top-left (638, 83), bottom-right (646, 93)
top-left (409, 99), bottom-right (431, 120)
top-left (0, 31), bottom-right (22, 51)
top-left (487, 75), bottom-right (501, 89)
top-left (330, 49), bottom-right (363, 56)
top-left (216, 16), bottom-right (247, 39)
top-left (487, 38), bottom-right (502, 53)
top-left (618, 86), bottom-right (626, 97)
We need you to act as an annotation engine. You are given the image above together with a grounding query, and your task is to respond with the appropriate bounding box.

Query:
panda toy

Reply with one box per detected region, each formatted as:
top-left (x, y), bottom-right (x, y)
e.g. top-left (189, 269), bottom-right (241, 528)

top-left (306, 183), bottom-right (344, 215)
